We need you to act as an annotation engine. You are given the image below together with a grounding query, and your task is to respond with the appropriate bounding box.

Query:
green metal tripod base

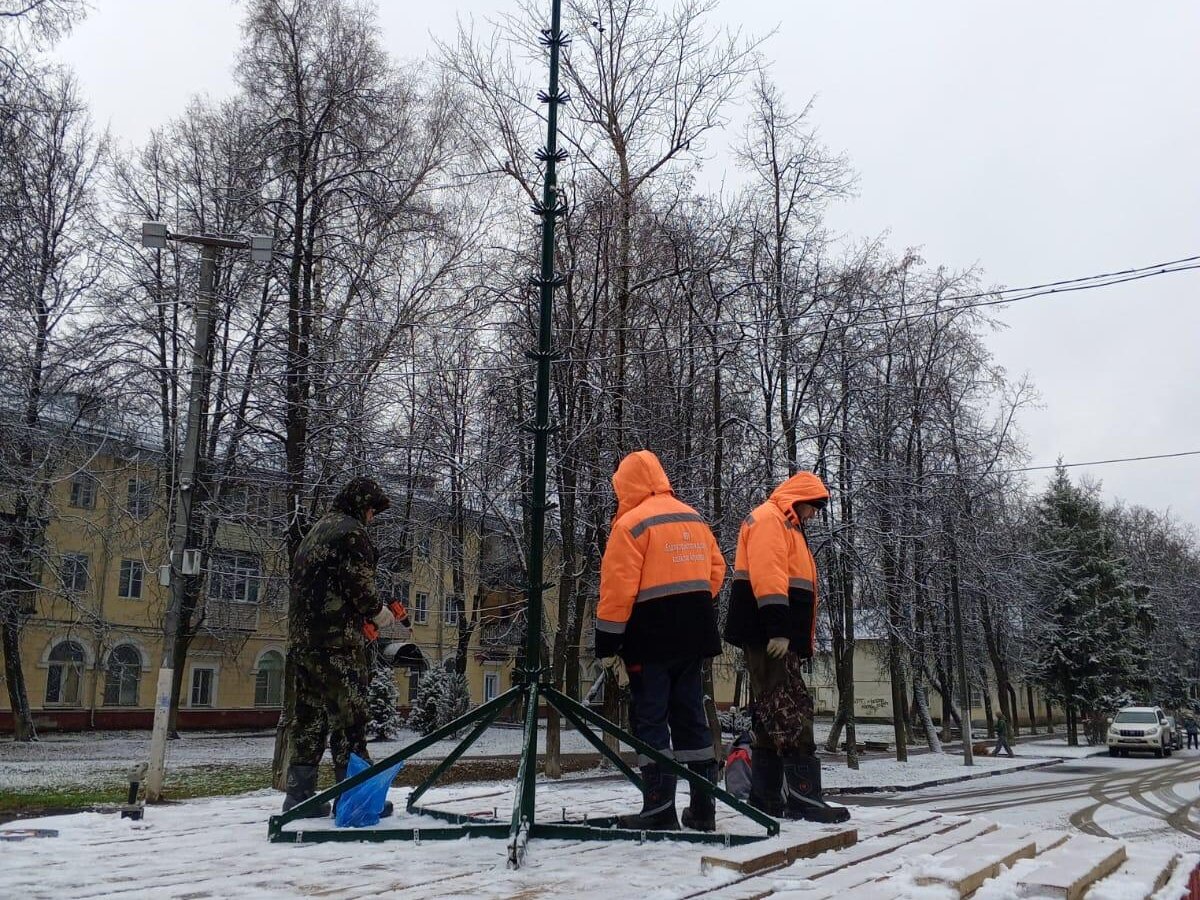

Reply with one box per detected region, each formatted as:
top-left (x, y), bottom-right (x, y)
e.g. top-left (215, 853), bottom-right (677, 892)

top-left (267, 678), bottom-right (777, 868)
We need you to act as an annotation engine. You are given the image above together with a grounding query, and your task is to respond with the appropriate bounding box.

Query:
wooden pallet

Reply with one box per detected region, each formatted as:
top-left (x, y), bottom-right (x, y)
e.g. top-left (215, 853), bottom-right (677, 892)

top-left (1015, 835), bottom-right (1128, 900)
top-left (688, 813), bottom-right (1177, 900)
top-left (700, 826), bottom-right (858, 875)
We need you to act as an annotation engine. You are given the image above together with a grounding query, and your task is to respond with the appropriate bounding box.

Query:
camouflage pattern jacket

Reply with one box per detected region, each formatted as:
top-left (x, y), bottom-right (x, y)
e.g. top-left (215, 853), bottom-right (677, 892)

top-left (290, 511), bottom-right (384, 652)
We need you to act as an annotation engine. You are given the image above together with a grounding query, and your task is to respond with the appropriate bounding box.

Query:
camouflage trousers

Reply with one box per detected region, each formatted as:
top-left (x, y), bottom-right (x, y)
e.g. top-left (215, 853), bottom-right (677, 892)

top-left (291, 647), bottom-right (371, 771)
top-left (745, 647), bottom-right (816, 757)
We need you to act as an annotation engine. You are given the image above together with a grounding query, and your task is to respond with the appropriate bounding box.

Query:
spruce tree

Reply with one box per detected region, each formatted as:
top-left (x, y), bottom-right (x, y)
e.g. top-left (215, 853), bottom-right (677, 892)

top-left (1030, 466), bottom-right (1155, 745)
top-left (367, 658), bottom-right (402, 741)
top-left (406, 665), bottom-right (471, 736)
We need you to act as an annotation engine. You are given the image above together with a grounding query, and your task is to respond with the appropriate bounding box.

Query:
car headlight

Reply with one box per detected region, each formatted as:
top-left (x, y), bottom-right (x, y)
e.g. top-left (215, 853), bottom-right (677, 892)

top-left (1147, 727), bottom-right (1159, 736)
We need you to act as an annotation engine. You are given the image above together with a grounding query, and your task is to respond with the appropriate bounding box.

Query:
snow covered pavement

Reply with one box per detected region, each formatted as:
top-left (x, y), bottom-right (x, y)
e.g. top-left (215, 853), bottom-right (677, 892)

top-left (0, 720), bottom-right (941, 792)
top-left (825, 752), bottom-right (1051, 792)
top-left (845, 751), bottom-right (1200, 853)
top-left (1, 775), bottom-right (1195, 899)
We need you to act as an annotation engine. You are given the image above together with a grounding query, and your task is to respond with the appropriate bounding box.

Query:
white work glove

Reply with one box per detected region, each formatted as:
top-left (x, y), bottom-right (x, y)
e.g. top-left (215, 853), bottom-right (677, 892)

top-left (372, 605), bottom-right (395, 630)
top-left (600, 655), bottom-right (630, 691)
top-left (766, 637), bottom-right (790, 659)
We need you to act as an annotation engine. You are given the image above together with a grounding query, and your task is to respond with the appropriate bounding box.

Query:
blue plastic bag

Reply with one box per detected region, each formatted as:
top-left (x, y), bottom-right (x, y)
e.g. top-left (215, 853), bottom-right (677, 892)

top-left (334, 752), bottom-right (404, 828)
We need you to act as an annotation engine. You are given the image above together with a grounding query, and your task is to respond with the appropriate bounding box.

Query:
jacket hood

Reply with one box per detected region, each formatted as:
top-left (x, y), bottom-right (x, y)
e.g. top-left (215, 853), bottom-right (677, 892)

top-left (769, 471), bottom-right (830, 522)
top-left (332, 475), bottom-right (391, 522)
top-left (612, 450), bottom-right (673, 523)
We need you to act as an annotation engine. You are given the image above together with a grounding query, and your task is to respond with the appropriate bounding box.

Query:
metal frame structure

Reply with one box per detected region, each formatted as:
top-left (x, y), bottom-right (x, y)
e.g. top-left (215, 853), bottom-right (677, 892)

top-left (266, 0), bottom-right (778, 866)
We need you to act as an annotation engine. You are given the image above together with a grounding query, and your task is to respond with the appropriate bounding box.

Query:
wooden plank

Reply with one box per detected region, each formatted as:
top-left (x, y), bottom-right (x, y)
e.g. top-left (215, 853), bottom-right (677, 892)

top-left (797, 817), bottom-right (999, 881)
top-left (867, 810), bottom-right (964, 839)
top-left (700, 826), bottom-right (857, 875)
top-left (915, 829), bottom-right (1038, 897)
top-left (1083, 849), bottom-right (1178, 900)
top-left (688, 811), bottom-right (969, 896)
top-left (712, 818), bottom-right (1002, 900)
top-left (1027, 828), bottom-right (1072, 854)
top-left (1016, 835), bottom-right (1128, 900)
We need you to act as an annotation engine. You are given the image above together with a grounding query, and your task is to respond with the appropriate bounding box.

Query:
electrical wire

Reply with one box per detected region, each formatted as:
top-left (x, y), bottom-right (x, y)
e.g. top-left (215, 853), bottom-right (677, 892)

top-left (22, 255), bottom-right (1199, 385)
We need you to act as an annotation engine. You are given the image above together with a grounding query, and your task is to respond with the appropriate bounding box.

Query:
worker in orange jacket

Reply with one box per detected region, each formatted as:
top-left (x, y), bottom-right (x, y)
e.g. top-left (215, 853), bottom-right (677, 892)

top-left (595, 451), bottom-right (726, 831)
top-left (724, 471), bottom-right (849, 824)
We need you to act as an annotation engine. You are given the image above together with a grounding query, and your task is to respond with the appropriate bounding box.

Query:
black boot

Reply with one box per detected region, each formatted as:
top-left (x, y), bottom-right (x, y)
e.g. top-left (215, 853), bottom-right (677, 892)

top-left (282, 764), bottom-right (331, 817)
top-left (617, 764), bottom-right (679, 830)
top-left (783, 755), bottom-right (850, 824)
top-left (333, 763), bottom-right (393, 818)
top-left (681, 760), bottom-right (718, 832)
top-left (749, 746), bottom-right (783, 817)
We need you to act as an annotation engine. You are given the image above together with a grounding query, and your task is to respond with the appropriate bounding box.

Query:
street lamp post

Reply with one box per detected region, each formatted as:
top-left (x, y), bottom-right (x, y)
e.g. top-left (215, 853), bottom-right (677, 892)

top-left (141, 223), bottom-right (272, 803)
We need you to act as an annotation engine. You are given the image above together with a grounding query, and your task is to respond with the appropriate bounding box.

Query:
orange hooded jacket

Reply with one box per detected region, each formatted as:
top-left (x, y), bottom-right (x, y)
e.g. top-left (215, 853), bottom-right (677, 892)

top-left (595, 451), bottom-right (725, 663)
top-left (723, 471), bottom-right (829, 657)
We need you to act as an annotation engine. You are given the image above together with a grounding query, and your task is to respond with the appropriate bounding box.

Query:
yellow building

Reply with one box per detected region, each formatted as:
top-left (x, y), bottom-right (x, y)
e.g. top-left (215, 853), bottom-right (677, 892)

top-left (0, 433), bottom-right (540, 733)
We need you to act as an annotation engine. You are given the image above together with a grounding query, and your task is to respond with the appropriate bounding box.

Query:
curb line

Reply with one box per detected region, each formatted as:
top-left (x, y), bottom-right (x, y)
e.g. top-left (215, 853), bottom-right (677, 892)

top-left (824, 757), bottom-right (1066, 796)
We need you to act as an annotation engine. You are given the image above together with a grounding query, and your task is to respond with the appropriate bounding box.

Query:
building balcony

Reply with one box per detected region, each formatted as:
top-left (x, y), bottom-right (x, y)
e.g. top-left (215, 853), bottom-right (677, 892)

top-left (200, 597), bottom-right (260, 633)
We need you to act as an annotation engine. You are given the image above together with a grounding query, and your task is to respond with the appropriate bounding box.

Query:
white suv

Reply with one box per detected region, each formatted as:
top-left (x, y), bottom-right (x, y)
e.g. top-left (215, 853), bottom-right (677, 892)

top-left (1107, 706), bottom-right (1173, 758)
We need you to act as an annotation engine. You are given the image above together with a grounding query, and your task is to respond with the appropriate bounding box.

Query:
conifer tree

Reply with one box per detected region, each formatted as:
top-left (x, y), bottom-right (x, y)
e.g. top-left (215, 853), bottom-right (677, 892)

top-left (406, 665), bottom-right (471, 737)
top-left (367, 658), bottom-right (401, 741)
top-left (1031, 466), bottom-right (1155, 745)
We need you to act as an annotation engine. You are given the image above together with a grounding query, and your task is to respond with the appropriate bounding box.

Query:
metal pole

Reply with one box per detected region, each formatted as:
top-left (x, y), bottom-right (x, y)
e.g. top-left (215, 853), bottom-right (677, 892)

top-left (146, 243), bottom-right (217, 802)
top-left (525, 0), bottom-right (565, 676)
top-left (513, 0), bottom-right (566, 829)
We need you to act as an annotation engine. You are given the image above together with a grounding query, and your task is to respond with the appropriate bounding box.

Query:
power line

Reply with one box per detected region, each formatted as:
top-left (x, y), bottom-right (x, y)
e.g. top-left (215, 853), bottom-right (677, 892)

top-left (1003, 449), bottom-right (1200, 475)
top-left (50, 250), bottom-right (1200, 338)
top-left (30, 255), bottom-right (1200, 385)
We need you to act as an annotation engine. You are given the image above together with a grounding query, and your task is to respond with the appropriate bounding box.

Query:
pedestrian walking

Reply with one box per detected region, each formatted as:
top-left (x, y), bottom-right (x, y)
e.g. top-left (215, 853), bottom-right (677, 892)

top-left (595, 450), bottom-right (727, 831)
top-left (282, 476), bottom-right (397, 818)
top-left (724, 471), bottom-right (849, 824)
top-left (994, 713), bottom-right (1015, 758)
top-left (1185, 716), bottom-right (1199, 750)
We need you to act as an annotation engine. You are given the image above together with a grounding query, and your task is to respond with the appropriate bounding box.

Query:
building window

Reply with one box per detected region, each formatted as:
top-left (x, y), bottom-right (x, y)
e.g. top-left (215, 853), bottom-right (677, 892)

top-left (414, 531), bottom-right (430, 559)
top-left (408, 671), bottom-right (422, 704)
top-left (127, 477), bottom-right (152, 520)
top-left (484, 672), bottom-right (499, 702)
top-left (254, 650), bottom-right (284, 707)
top-left (190, 666), bottom-right (216, 707)
top-left (69, 471), bottom-right (97, 509)
top-left (970, 688), bottom-right (985, 709)
top-left (118, 559), bottom-right (144, 599)
top-left (413, 591), bottom-right (428, 625)
top-left (443, 596), bottom-right (460, 627)
top-left (208, 553), bottom-right (261, 605)
top-left (61, 553), bottom-right (90, 594)
top-left (45, 640), bottom-right (86, 706)
top-left (103, 645), bottom-right (141, 706)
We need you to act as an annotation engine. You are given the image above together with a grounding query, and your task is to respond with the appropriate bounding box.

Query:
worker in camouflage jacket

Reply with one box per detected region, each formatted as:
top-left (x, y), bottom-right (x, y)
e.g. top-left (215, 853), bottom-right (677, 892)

top-left (282, 476), bottom-right (398, 817)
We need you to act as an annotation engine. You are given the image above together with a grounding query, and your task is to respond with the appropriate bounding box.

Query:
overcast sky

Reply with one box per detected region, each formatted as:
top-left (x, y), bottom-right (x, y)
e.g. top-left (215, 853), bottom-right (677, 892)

top-left (49, 1), bottom-right (1200, 526)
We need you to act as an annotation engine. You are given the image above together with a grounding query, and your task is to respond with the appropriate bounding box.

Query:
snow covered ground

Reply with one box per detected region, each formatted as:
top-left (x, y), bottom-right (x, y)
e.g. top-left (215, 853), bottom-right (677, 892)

top-left (847, 752), bottom-right (1200, 854)
top-left (0, 720), bottom-right (911, 792)
top-left (825, 753), bottom-right (1048, 791)
top-left (1019, 737), bottom-right (1108, 759)
top-left (0, 725), bottom-right (599, 791)
top-left (0, 776), bottom-right (1193, 900)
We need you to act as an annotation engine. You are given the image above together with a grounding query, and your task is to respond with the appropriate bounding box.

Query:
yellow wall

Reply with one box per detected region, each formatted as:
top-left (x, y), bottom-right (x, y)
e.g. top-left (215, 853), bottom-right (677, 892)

top-left (0, 444), bottom-right (539, 727)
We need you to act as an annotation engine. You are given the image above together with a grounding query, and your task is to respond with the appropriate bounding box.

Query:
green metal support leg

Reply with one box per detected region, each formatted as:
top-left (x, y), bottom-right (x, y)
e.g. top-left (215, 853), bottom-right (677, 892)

top-left (268, 687), bottom-right (521, 840)
top-left (507, 681), bottom-right (542, 867)
top-left (544, 686), bottom-right (779, 836)
top-left (406, 688), bottom-right (520, 814)
top-left (548, 688), bottom-right (643, 789)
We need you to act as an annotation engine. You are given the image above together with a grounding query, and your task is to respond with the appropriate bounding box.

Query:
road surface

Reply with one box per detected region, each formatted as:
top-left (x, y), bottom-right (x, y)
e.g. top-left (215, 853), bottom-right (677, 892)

top-left (844, 747), bottom-right (1200, 850)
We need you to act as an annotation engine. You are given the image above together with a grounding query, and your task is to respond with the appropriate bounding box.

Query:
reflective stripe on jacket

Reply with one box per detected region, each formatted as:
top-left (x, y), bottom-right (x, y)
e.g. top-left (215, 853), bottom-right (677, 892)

top-left (723, 471), bottom-right (828, 656)
top-left (595, 451), bottom-right (725, 663)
